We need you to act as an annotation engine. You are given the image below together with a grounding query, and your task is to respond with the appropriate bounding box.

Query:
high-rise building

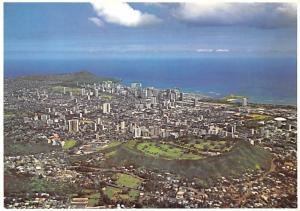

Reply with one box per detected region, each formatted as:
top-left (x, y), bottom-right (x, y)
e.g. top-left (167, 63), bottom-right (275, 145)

top-left (103, 103), bottom-right (111, 114)
top-left (95, 89), bottom-right (99, 97)
top-left (193, 98), bottom-right (197, 107)
top-left (265, 130), bottom-right (270, 138)
top-left (146, 88), bottom-right (153, 97)
top-left (93, 122), bottom-right (97, 131)
top-left (231, 124), bottom-right (236, 138)
top-left (63, 87), bottom-right (66, 95)
top-left (41, 114), bottom-right (48, 122)
top-left (33, 114), bottom-right (39, 121)
top-left (68, 119), bottom-right (79, 132)
top-left (120, 121), bottom-right (125, 130)
top-left (81, 88), bottom-right (85, 96)
top-left (170, 92), bottom-right (176, 101)
top-left (179, 92), bottom-right (184, 101)
top-left (199, 115), bottom-right (204, 121)
top-left (131, 83), bottom-right (142, 89)
top-left (151, 96), bottom-right (157, 104)
top-left (242, 98), bottom-right (248, 106)
top-left (47, 119), bottom-right (54, 125)
top-left (152, 89), bottom-right (159, 97)
top-left (141, 89), bottom-right (147, 98)
top-left (134, 127), bottom-right (141, 138)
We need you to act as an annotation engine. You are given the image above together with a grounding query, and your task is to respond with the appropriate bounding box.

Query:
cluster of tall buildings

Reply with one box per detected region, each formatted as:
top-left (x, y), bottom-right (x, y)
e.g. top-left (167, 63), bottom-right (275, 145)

top-left (68, 119), bottom-right (79, 132)
top-left (102, 103), bottom-right (111, 114)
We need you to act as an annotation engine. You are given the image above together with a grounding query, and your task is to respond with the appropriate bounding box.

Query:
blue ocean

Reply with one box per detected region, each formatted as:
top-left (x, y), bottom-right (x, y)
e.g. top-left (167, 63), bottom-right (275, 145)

top-left (4, 55), bottom-right (297, 106)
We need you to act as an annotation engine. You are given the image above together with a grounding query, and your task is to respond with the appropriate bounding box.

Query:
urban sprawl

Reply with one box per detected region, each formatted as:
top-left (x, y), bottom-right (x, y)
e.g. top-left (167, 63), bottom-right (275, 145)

top-left (4, 73), bottom-right (297, 208)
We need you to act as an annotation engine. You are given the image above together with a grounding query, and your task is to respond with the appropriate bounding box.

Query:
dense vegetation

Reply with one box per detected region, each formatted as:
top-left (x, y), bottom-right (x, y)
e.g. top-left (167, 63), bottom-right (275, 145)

top-left (4, 170), bottom-right (80, 196)
top-left (4, 141), bottom-right (61, 156)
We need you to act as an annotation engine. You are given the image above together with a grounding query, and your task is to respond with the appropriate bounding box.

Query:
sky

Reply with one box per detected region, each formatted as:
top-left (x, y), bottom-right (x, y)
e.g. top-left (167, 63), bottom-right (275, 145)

top-left (4, 2), bottom-right (297, 60)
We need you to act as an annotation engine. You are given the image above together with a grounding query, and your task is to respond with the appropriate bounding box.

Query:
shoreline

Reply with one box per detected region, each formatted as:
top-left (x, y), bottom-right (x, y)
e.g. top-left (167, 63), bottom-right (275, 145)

top-left (5, 73), bottom-right (297, 108)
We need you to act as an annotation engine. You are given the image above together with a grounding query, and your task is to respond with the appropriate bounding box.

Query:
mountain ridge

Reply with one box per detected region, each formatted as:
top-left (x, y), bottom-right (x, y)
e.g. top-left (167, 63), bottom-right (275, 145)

top-left (16, 71), bottom-right (120, 83)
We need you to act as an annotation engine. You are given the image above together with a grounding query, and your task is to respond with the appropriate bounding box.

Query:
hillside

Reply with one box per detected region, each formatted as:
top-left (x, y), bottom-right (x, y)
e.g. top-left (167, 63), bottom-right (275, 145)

top-left (18, 71), bottom-right (119, 83)
top-left (102, 140), bottom-right (272, 185)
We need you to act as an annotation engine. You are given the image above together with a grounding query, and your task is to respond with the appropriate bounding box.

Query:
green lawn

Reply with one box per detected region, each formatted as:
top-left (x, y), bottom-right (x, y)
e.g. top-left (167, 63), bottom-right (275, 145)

top-left (103, 186), bottom-right (139, 201)
top-left (63, 139), bottom-right (77, 150)
top-left (186, 140), bottom-right (231, 152)
top-left (249, 114), bottom-right (271, 121)
top-left (51, 86), bottom-right (81, 95)
top-left (128, 190), bottom-right (139, 199)
top-left (115, 173), bottom-right (142, 189)
top-left (103, 173), bottom-right (142, 202)
top-left (103, 187), bottom-right (120, 200)
top-left (4, 111), bottom-right (15, 117)
top-left (255, 163), bottom-right (261, 170)
top-left (4, 110), bottom-right (30, 118)
top-left (136, 141), bottom-right (201, 160)
top-left (87, 193), bottom-right (100, 207)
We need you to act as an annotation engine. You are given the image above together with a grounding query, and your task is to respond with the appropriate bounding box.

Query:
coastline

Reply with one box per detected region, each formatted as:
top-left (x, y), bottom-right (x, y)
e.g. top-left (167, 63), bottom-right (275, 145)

top-left (5, 72), bottom-right (297, 108)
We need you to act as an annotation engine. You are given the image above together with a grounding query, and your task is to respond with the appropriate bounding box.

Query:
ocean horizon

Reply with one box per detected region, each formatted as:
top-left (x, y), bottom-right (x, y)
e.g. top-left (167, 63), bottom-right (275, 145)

top-left (4, 55), bottom-right (297, 106)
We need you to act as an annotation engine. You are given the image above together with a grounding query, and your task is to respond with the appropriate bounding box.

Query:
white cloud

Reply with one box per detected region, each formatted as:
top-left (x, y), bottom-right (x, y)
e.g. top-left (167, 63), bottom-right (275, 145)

top-left (196, 48), bottom-right (230, 53)
top-left (173, 3), bottom-right (297, 28)
top-left (196, 48), bottom-right (214, 53)
top-left (90, 0), bottom-right (161, 27)
top-left (275, 4), bottom-right (297, 24)
top-left (216, 49), bottom-right (230, 52)
top-left (88, 17), bottom-right (104, 27)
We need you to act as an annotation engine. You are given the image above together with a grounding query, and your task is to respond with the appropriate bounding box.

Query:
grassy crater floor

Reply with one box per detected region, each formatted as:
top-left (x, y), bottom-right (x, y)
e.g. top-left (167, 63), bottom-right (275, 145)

top-left (136, 141), bottom-right (202, 160)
